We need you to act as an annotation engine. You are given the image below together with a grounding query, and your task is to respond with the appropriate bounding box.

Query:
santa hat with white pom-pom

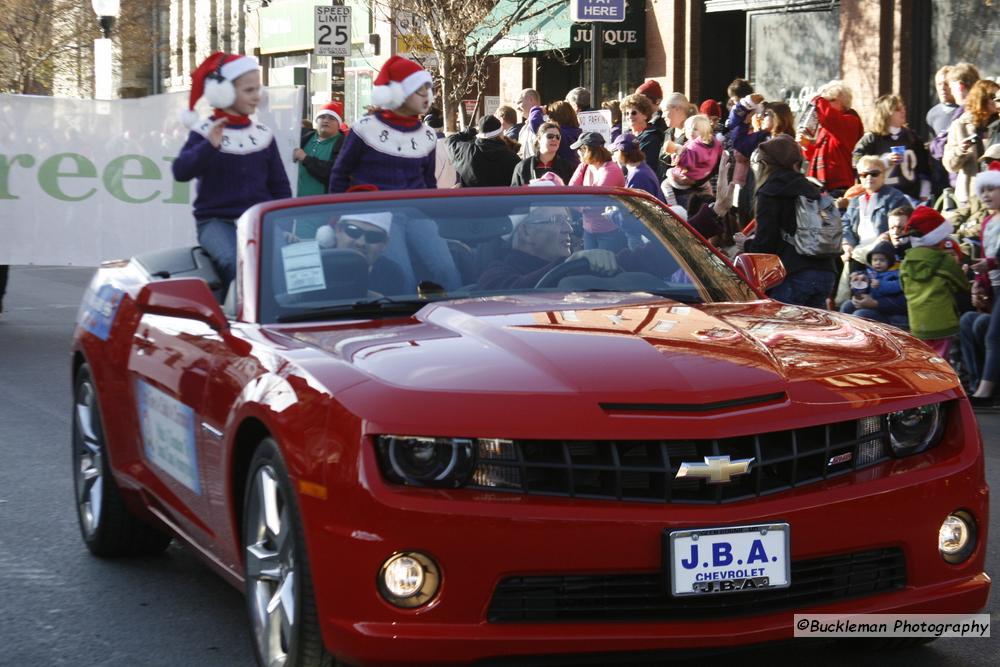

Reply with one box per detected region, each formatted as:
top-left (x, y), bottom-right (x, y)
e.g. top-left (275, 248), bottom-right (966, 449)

top-left (371, 55), bottom-right (433, 110)
top-left (181, 52), bottom-right (259, 128)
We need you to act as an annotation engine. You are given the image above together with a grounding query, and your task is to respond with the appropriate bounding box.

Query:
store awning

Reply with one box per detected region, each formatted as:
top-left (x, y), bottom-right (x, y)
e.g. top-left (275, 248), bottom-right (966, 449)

top-left (469, 0), bottom-right (573, 57)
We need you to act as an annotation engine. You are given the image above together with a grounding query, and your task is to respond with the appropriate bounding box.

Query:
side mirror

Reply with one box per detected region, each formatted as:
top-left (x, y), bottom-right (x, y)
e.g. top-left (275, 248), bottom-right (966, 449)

top-left (733, 253), bottom-right (787, 293)
top-left (136, 278), bottom-right (229, 331)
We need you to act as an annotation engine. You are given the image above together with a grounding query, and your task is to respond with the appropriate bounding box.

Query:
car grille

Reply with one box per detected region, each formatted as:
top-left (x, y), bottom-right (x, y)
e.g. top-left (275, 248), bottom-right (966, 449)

top-left (488, 548), bottom-right (906, 623)
top-left (468, 416), bottom-right (890, 504)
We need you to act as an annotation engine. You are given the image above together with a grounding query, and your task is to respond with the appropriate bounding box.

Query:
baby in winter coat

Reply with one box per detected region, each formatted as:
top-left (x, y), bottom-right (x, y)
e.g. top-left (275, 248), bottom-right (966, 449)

top-left (662, 115), bottom-right (722, 205)
top-left (840, 240), bottom-right (908, 328)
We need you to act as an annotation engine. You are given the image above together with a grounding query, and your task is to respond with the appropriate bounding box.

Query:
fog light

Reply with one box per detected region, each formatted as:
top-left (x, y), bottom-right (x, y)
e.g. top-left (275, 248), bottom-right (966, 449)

top-left (938, 512), bottom-right (976, 564)
top-left (378, 552), bottom-right (440, 608)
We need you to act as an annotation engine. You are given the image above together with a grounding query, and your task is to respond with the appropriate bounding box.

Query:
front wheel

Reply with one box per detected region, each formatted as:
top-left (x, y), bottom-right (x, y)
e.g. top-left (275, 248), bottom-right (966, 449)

top-left (73, 363), bottom-right (172, 557)
top-left (243, 438), bottom-right (332, 667)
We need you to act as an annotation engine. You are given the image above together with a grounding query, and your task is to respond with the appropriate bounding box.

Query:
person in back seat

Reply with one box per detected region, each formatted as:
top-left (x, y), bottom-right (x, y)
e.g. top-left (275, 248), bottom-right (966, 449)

top-left (316, 213), bottom-right (404, 295)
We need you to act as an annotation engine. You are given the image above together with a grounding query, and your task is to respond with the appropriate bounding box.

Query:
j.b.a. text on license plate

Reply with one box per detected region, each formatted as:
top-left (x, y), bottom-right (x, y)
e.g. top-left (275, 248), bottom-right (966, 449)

top-left (668, 523), bottom-right (790, 596)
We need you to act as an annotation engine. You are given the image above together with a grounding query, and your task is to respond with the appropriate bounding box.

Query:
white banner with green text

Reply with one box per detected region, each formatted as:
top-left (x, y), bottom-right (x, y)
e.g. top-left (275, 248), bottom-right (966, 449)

top-left (0, 88), bottom-right (302, 265)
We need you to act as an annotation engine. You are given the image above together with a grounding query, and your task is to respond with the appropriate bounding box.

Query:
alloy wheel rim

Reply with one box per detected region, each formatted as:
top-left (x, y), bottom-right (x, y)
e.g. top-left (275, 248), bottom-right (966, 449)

top-left (74, 379), bottom-right (103, 538)
top-left (246, 465), bottom-right (296, 666)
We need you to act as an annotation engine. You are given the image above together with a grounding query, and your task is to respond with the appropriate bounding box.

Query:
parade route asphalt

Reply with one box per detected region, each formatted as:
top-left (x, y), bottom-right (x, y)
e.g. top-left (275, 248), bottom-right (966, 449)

top-left (0, 266), bottom-right (995, 666)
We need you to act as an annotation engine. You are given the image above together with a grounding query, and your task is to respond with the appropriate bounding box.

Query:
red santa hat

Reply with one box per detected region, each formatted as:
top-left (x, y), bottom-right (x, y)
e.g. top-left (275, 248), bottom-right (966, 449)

top-left (182, 52), bottom-right (259, 128)
top-left (316, 101), bottom-right (344, 124)
top-left (371, 55), bottom-right (433, 110)
top-left (973, 161), bottom-right (1000, 200)
top-left (902, 206), bottom-right (953, 248)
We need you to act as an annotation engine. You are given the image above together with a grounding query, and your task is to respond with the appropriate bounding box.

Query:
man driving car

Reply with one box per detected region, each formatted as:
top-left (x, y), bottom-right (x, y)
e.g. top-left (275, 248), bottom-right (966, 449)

top-left (477, 206), bottom-right (620, 290)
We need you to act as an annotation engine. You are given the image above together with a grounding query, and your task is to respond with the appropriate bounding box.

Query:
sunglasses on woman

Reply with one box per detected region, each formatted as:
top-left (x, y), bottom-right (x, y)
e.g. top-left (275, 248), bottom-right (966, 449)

top-left (544, 133), bottom-right (561, 140)
top-left (338, 221), bottom-right (388, 244)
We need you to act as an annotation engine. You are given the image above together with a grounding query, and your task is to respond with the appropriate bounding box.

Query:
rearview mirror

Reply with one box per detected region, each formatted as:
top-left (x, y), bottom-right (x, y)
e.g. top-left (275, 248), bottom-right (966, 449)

top-left (136, 278), bottom-right (229, 331)
top-left (733, 253), bottom-right (787, 293)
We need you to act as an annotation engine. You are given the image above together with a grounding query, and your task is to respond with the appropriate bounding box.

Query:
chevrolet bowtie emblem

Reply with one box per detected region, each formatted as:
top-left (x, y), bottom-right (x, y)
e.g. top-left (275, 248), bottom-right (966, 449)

top-left (675, 455), bottom-right (754, 484)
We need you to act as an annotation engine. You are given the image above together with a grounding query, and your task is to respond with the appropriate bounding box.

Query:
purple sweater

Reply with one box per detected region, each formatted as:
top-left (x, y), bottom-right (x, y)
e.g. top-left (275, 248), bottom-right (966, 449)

top-left (329, 111), bottom-right (437, 192)
top-left (625, 162), bottom-right (665, 202)
top-left (172, 118), bottom-right (291, 221)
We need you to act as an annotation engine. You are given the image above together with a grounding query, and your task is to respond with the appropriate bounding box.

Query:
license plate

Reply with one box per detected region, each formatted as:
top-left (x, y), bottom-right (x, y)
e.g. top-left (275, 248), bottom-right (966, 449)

top-left (667, 523), bottom-right (790, 597)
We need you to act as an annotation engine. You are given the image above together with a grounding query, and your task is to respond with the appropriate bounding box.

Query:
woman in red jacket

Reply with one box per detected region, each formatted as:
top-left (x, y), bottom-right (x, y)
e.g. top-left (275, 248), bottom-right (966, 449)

top-left (800, 80), bottom-right (865, 195)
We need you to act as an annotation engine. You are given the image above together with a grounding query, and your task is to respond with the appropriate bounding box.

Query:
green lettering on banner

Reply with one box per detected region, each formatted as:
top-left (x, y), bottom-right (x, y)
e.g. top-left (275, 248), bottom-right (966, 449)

top-left (160, 157), bottom-right (191, 204)
top-left (0, 153), bottom-right (36, 200)
top-left (38, 153), bottom-right (98, 201)
top-left (104, 154), bottom-right (161, 204)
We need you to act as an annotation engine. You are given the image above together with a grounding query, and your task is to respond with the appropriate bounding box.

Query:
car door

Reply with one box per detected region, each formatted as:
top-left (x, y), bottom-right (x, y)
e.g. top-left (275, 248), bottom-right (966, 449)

top-left (127, 312), bottom-right (227, 549)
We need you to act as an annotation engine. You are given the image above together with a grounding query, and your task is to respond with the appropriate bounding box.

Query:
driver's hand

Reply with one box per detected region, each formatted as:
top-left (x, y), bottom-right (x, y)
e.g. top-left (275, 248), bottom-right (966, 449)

top-left (567, 249), bottom-right (619, 275)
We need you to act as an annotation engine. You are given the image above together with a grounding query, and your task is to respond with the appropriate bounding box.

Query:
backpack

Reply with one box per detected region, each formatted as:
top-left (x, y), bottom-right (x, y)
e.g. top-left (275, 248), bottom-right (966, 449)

top-left (782, 193), bottom-right (843, 256)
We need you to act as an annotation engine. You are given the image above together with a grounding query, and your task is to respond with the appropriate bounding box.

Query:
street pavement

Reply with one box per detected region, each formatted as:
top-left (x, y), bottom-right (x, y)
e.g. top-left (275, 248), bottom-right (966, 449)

top-left (0, 266), bottom-right (996, 666)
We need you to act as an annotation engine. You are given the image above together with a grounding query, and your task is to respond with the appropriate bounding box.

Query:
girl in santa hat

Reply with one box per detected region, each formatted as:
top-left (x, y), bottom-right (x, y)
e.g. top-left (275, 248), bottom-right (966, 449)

top-left (171, 52), bottom-right (291, 292)
top-left (327, 56), bottom-right (461, 290)
top-left (328, 55), bottom-right (438, 193)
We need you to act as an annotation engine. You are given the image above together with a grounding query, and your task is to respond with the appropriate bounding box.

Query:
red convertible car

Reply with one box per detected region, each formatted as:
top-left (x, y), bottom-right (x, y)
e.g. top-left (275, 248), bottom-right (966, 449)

top-left (72, 187), bottom-right (988, 666)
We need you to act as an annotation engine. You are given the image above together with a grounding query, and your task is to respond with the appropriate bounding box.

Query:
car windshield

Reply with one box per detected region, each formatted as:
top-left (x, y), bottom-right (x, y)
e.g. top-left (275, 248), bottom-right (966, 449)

top-left (258, 192), bottom-right (758, 323)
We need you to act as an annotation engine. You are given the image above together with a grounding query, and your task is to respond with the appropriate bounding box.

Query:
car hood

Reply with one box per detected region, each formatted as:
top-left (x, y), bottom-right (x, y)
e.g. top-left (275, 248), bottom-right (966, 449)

top-left (280, 294), bottom-right (956, 407)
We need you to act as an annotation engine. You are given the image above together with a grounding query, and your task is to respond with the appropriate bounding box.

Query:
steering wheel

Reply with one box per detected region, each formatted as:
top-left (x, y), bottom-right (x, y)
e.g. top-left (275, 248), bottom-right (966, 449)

top-left (534, 258), bottom-right (621, 289)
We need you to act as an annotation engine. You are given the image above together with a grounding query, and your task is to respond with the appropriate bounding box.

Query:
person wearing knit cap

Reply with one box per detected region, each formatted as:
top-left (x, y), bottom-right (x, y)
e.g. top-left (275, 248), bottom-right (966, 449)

top-left (328, 55), bottom-right (437, 193)
top-left (960, 162), bottom-right (1000, 405)
top-left (445, 114), bottom-right (521, 187)
top-left (293, 101), bottom-right (346, 197)
top-left (898, 206), bottom-right (969, 357)
top-left (839, 239), bottom-right (908, 327)
top-left (742, 134), bottom-right (838, 308)
top-left (636, 80), bottom-right (668, 137)
top-left (699, 99), bottom-right (722, 133)
top-left (171, 52), bottom-right (291, 292)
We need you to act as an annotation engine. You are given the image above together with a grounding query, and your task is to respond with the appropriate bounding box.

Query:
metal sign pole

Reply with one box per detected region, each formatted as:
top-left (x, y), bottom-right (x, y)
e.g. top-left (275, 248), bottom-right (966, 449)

top-left (589, 23), bottom-right (602, 104)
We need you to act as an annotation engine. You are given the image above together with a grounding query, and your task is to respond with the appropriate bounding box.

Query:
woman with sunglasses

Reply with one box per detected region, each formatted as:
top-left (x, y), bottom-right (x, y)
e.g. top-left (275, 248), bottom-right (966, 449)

top-left (840, 155), bottom-right (910, 272)
top-left (511, 122), bottom-right (575, 186)
top-left (620, 93), bottom-right (663, 174)
top-left (853, 94), bottom-right (931, 203)
top-left (545, 101), bottom-right (582, 168)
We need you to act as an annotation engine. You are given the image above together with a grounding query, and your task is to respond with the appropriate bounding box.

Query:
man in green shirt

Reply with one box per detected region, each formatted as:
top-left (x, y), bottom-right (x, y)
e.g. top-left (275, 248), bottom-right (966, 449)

top-left (293, 101), bottom-right (346, 196)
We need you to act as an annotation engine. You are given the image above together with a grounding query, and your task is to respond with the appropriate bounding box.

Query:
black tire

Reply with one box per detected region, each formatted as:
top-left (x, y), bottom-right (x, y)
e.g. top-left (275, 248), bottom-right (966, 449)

top-left (72, 363), bottom-right (172, 557)
top-left (243, 438), bottom-right (332, 667)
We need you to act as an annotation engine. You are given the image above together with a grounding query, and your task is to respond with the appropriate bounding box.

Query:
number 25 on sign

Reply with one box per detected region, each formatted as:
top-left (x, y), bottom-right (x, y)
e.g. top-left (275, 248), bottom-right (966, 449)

top-left (315, 5), bottom-right (351, 58)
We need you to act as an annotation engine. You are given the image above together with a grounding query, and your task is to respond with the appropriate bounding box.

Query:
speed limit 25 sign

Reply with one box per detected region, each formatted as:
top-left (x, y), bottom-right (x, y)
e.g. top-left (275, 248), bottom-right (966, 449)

top-left (315, 4), bottom-right (351, 57)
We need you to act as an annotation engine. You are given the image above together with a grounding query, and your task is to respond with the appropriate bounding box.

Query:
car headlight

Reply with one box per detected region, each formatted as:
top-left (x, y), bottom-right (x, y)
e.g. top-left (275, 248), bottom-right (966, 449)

top-left (376, 436), bottom-right (477, 488)
top-left (887, 403), bottom-right (944, 456)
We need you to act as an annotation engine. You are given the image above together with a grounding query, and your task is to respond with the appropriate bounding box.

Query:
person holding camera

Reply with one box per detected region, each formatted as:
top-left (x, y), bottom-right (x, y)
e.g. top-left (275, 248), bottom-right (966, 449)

top-left (799, 80), bottom-right (864, 196)
top-left (944, 79), bottom-right (999, 206)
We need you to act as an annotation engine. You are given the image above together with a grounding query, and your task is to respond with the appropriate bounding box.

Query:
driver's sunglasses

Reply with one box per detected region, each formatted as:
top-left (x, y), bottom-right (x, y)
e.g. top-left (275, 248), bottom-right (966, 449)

top-left (527, 215), bottom-right (572, 226)
top-left (338, 221), bottom-right (388, 244)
